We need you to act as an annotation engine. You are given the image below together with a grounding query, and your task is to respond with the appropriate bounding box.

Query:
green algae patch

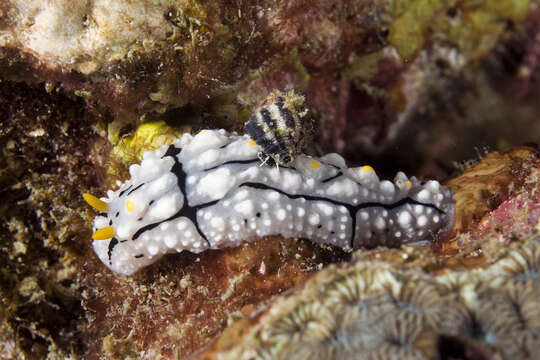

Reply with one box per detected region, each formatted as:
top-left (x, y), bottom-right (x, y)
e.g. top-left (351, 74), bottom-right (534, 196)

top-left (387, 0), bottom-right (455, 61)
top-left (343, 49), bottom-right (390, 80)
top-left (109, 120), bottom-right (186, 166)
top-left (236, 107), bottom-right (252, 124)
top-left (388, 0), bottom-right (531, 61)
top-left (436, 0), bottom-right (531, 60)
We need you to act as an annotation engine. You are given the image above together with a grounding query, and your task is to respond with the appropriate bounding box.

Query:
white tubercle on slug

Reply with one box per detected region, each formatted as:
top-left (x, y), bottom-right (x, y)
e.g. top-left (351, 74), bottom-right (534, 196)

top-left (84, 129), bottom-right (454, 275)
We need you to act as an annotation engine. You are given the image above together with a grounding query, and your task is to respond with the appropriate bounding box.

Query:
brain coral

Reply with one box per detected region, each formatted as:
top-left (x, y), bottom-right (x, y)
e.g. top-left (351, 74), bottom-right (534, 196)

top-left (198, 235), bottom-right (540, 360)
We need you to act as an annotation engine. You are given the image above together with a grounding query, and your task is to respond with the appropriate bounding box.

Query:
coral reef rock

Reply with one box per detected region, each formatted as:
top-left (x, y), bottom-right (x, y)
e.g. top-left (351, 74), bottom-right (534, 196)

top-left (1, 0), bottom-right (536, 157)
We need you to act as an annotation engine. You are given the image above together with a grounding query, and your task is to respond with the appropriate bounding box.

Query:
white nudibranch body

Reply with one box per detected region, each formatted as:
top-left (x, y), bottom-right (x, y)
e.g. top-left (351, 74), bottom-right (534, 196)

top-left (86, 129), bottom-right (454, 275)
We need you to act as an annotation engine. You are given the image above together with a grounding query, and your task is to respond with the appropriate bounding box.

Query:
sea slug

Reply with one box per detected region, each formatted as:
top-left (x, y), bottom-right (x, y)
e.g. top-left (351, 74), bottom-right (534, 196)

top-left (84, 129), bottom-right (454, 275)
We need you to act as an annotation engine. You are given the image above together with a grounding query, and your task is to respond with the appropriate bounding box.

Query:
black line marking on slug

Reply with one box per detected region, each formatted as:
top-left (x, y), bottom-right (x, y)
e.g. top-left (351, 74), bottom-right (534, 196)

top-left (107, 237), bottom-right (119, 265)
top-left (134, 254), bottom-right (144, 258)
top-left (203, 159), bottom-right (259, 172)
top-left (149, 200), bottom-right (155, 206)
top-left (119, 185), bottom-right (133, 197)
top-left (239, 182), bottom-right (445, 249)
top-left (320, 161), bottom-right (341, 171)
top-left (161, 146), bottom-right (179, 158)
top-left (127, 183), bottom-right (145, 196)
top-left (321, 171), bottom-right (343, 183)
top-left (204, 159), bottom-right (295, 173)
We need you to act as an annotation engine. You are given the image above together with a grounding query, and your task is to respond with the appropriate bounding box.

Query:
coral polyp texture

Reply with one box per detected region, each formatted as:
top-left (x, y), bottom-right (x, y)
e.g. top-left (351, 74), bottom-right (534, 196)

top-left (198, 235), bottom-right (540, 360)
top-left (85, 129), bottom-right (453, 275)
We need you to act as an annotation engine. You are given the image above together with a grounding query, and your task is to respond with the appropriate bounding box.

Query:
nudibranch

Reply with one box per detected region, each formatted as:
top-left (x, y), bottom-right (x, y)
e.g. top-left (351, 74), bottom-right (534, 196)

top-left (84, 129), bottom-right (454, 275)
top-left (244, 90), bottom-right (308, 166)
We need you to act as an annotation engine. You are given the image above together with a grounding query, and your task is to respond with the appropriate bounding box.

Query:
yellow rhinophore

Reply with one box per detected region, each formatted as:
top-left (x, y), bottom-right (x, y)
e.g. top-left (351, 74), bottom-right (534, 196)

top-left (249, 140), bottom-right (256, 146)
top-left (406, 180), bottom-right (412, 187)
top-left (92, 226), bottom-right (115, 240)
top-left (83, 193), bottom-right (108, 213)
top-left (309, 160), bottom-right (321, 169)
top-left (361, 165), bottom-right (374, 172)
top-left (126, 199), bottom-right (135, 212)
